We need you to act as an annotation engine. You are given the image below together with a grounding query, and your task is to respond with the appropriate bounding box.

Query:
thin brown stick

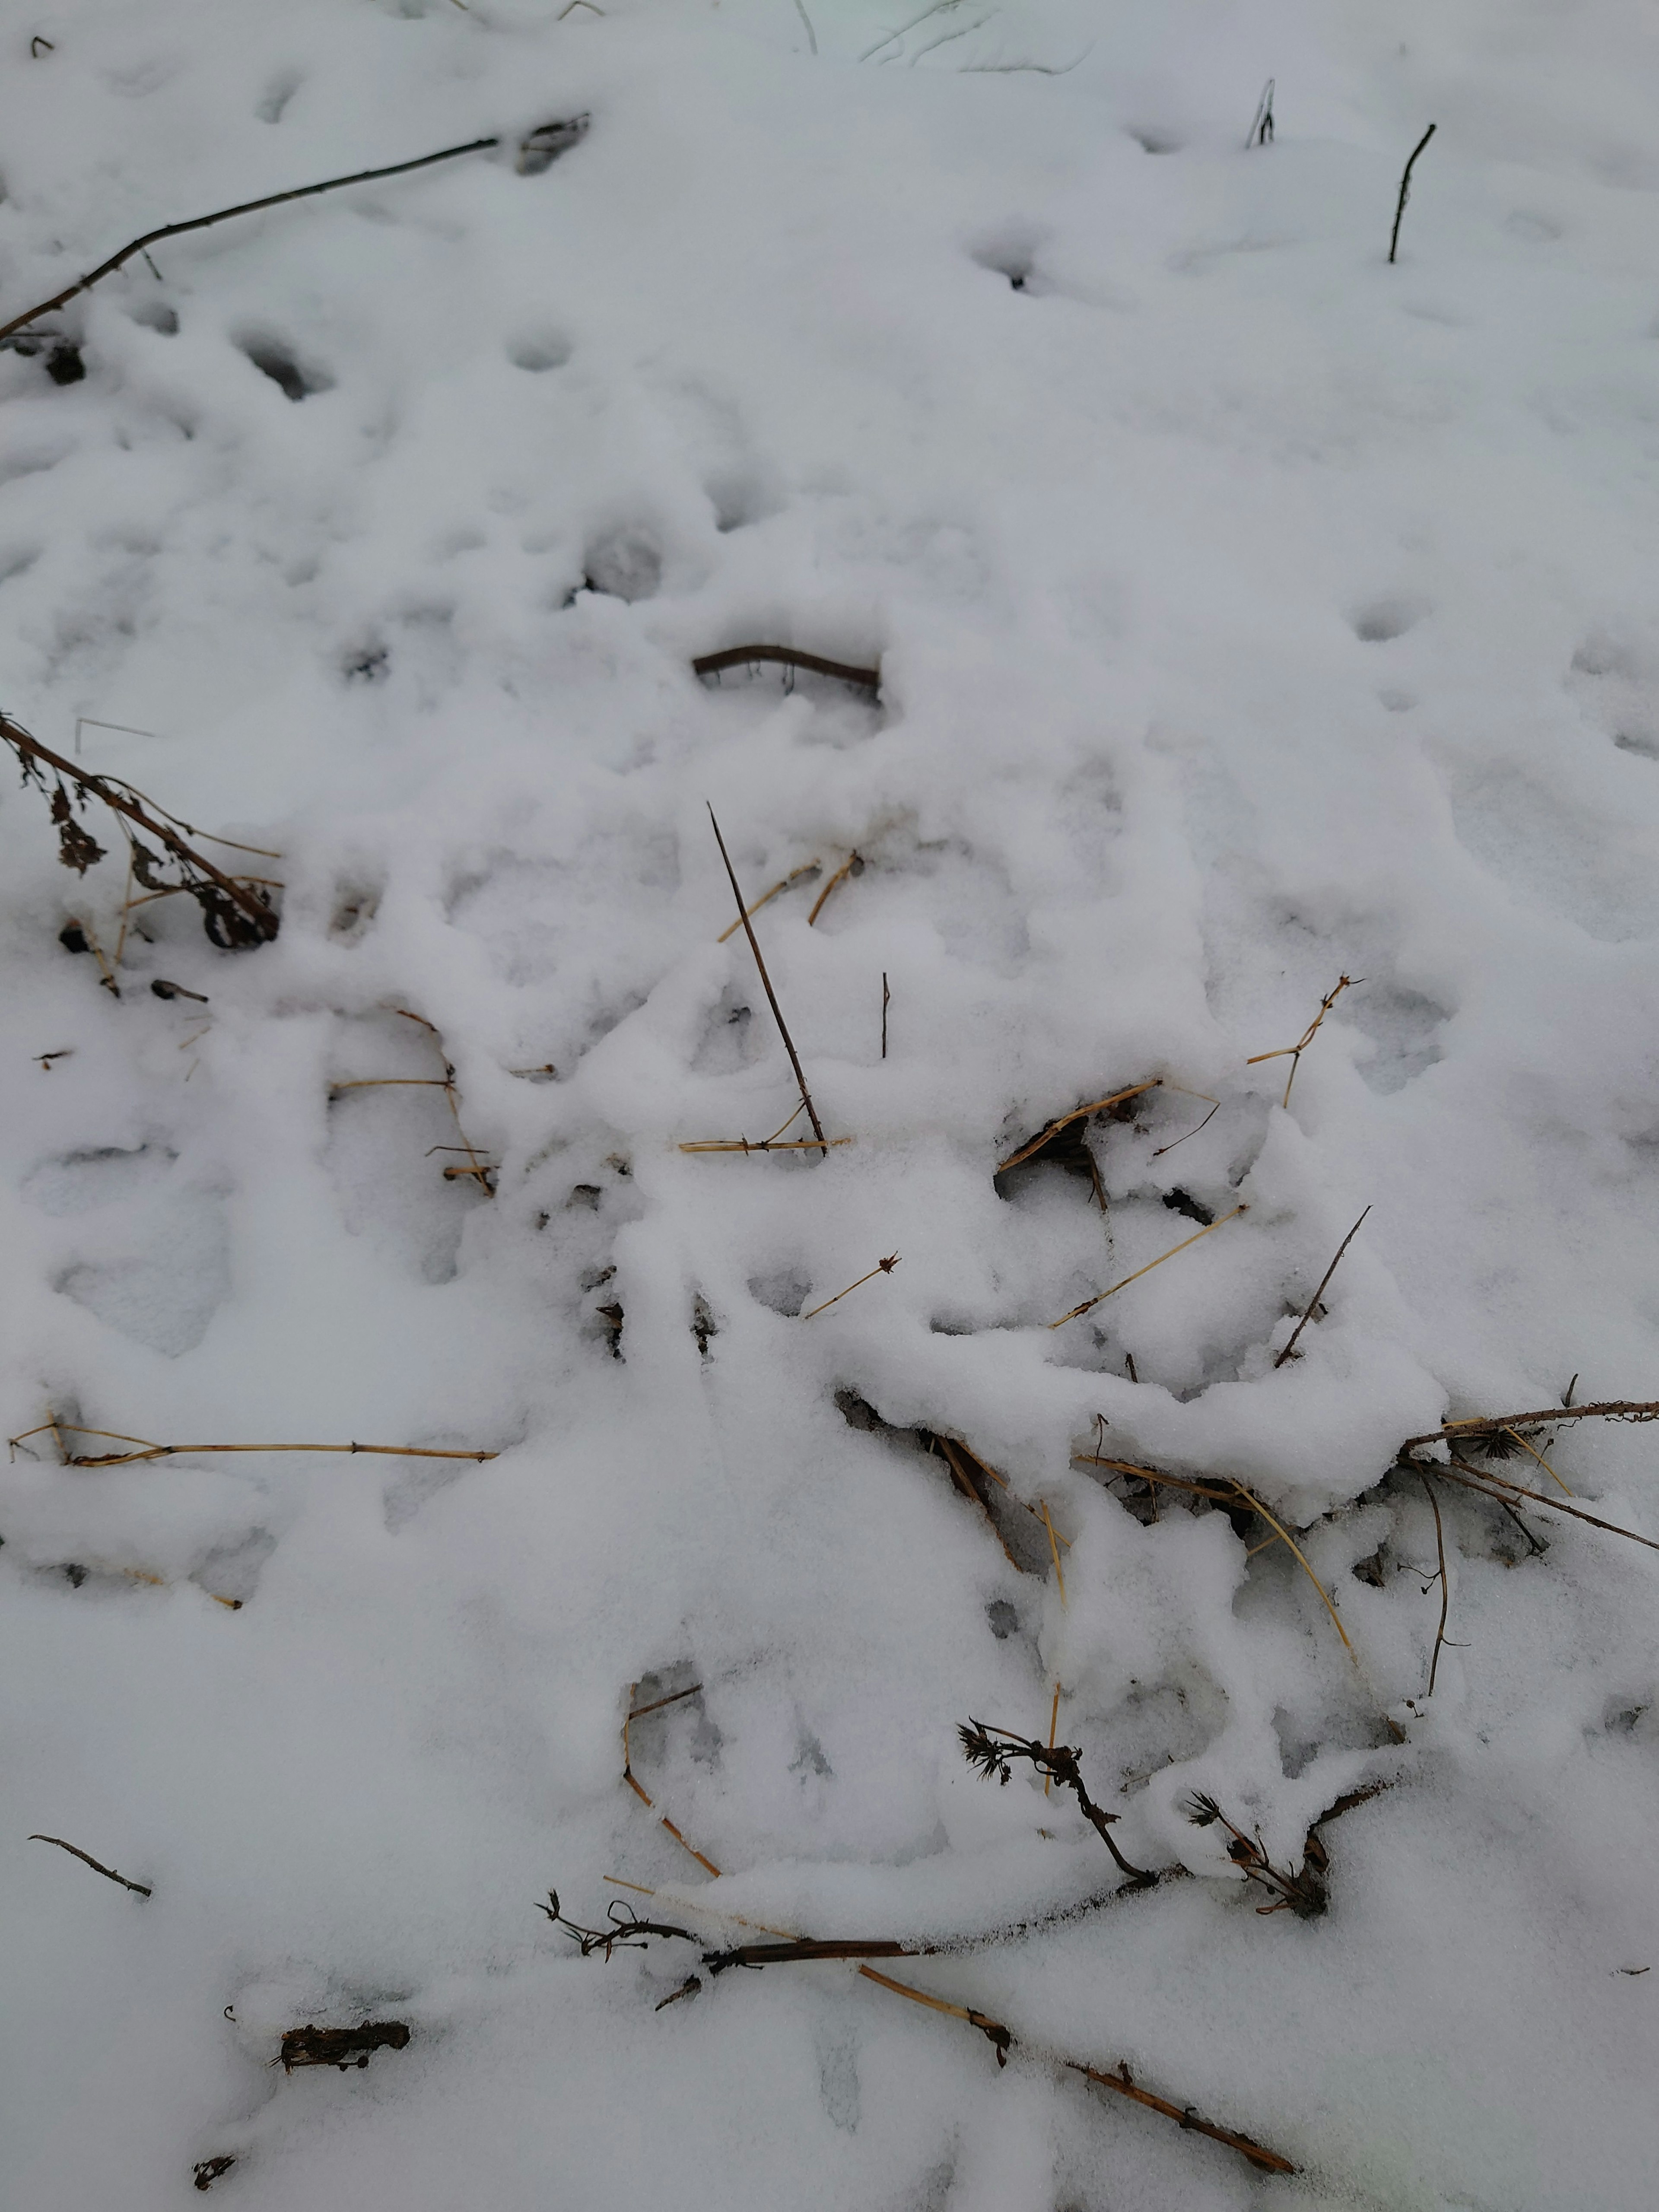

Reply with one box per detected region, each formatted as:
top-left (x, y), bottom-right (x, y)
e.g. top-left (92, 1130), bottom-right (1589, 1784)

top-left (1274, 1205), bottom-right (1370, 1367)
top-left (1246, 975), bottom-right (1357, 1108)
top-left (29, 1835), bottom-right (151, 1896)
top-left (1399, 1400), bottom-right (1659, 1452)
top-left (1039, 1501), bottom-right (1068, 1605)
top-left (10, 1420), bottom-right (495, 1466)
top-left (627, 1684), bottom-right (704, 1723)
top-left (693, 645), bottom-right (880, 690)
top-left (996, 1081), bottom-right (1161, 1176)
top-left (716, 862), bottom-right (820, 943)
top-left (881, 972), bottom-right (890, 1059)
top-left (801, 1253), bottom-right (900, 1320)
top-left (1419, 1472), bottom-right (1450, 1697)
top-left (1388, 124), bottom-right (1437, 264)
top-left (1434, 1461), bottom-right (1659, 1554)
top-left (708, 806), bottom-right (829, 1154)
top-left (0, 138), bottom-right (500, 346)
top-left (807, 852), bottom-right (859, 927)
top-left (1049, 1206), bottom-right (1247, 1327)
top-left (2, 715), bottom-right (278, 940)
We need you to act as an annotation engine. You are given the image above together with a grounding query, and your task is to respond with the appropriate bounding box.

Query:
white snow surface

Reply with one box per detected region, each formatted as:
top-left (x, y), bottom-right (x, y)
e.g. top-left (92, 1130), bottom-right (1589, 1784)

top-left (4, 3), bottom-right (1659, 2205)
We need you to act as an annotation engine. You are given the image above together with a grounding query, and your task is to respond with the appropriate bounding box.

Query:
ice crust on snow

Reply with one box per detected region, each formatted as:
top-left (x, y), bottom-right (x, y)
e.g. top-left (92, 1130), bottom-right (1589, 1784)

top-left (4, 3), bottom-right (1659, 2206)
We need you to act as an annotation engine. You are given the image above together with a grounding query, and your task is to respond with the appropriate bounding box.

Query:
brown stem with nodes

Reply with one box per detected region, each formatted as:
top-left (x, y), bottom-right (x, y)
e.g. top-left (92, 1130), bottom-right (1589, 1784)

top-left (1246, 974), bottom-right (1358, 1108)
top-left (1049, 1206), bottom-right (1247, 1327)
top-left (959, 1721), bottom-right (1157, 1887)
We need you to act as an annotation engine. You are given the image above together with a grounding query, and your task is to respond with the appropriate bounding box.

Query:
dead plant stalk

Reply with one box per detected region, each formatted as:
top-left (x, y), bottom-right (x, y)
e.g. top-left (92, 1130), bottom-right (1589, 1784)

top-left (1247, 975), bottom-right (1358, 1109)
top-left (707, 806), bottom-right (829, 1154)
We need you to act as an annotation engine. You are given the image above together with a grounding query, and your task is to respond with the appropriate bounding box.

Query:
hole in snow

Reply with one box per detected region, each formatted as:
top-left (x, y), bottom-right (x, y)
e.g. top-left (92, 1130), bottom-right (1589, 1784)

top-left (751, 1267), bottom-right (810, 1318)
top-left (970, 229), bottom-right (1043, 291)
top-left (1350, 596), bottom-right (1429, 644)
top-left (255, 70), bottom-right (302, 124)
top-left (129, 298), bottom-right (178, 335)
top-left (236, 333), bottom-right (334, 402)
top-left (582, 528), bottom-right (661, 603)
top-left (1131, 129), bottom-right (1182, 154)
top-left (507, 331), bottom-right (570, 372)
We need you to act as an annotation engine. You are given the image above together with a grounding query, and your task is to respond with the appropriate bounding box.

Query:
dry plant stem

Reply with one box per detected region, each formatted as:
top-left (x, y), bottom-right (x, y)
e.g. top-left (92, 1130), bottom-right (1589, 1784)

top-left (692, 645), bottom-right (880, 690)
top-left (1435, 1460), bottom-right (1659, 1554)
top-left (9, 1420), bottom-right (494, 1466)
top-left (1230, 1483), bottom-right (1354, 1656)
top-left (626, 1684), bottom-right (703, 1723)
top-left (1399, 1400), bottom-right (1659, 1450)
top-left (29, 1834), bottom-right (151, 1895)
top-left (1274, 1205), bottom-right (1371, 1367)
top-left (1150, 1089), bottom-right (1219, 1159)
top-left (680, 1137), bottom-right (853, 1154)
top-left (2, 716), bottom-right (278, 940)
top-left (1072, 1454), bottom-right (1239, 1504)
top-left (1420, 1473), bottom-right (1450, 1697)
top-left (1246, 975), bottom-right (1357, 1108)
top-left (959, 1722), bottom-right (1155, 1886)
top-left (0, 137), bottom-right (500, 345)
top-left (807, 852), bottom-right (859, 926)
top-left (1389, 124), bottom-right (1437, 264)
top-left (391, 1008), bottom-right (494, 1189)
top-left (585, 1878), bottom-right (1291, 2172)
top-left (996, 1081), bottom-right (1161, 1175)
top-left (622, 1684), bottom-right (725, 1877)
top-left (708, 805), bottom-right (829, 1154)
top-left (715, 862), bottom-right (820, 943)
top-left (1502, 1427), bottom-right (1573, 1497)
top-left (802, 1253), bottom-right (900, 1320)
top-left (1049, 1206), bottom-right (1247, 1327)
top-left (882, 971), bottom-right (890, 1058)
top-left (1040, 1502), bottom-right (1068, 1604)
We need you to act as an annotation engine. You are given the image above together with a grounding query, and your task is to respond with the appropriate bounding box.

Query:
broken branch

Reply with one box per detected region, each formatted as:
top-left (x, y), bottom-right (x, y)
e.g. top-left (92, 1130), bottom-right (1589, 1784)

top-left (1274, 1205), bottom-right (1370, 1367)
top-left (29, 1834), bottom-right (151, 1895)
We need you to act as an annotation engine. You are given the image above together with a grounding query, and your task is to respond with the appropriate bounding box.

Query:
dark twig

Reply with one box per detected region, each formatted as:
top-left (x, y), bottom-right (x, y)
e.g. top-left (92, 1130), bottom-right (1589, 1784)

top-left (1183, 1795), bottom-right (1325, 1917)
top-left (536, 1892), bottom-right (696, 1960)
top-left (959, 1721), bottom-right (1157, 1886)
top-left (693, 645), bottom-right (879, 692)
top-left (705, 1937), bottom-right (919, 1974)
top-left (1274, 1205), bottom-right (1370, 1367)
top-left (708, 806), bottom-right (829, 1154)
top-left (29, 1833), bottom-right (151, 1895)
top-left (1246, 78), bottom-right (1275, 148)
top-left (1433, 1460), bottom-right (1659, 1554)
top-left (1419, 1471), bottom-right (1450, 1697)
top-left (0, 137), bottom-right (500, 346)
top-left (881, 971), bottom-right (890, 1058)
top-left (2, 714), bottom-right (278, 944)
top-left (1388, 124), bottom-right (1437, 264)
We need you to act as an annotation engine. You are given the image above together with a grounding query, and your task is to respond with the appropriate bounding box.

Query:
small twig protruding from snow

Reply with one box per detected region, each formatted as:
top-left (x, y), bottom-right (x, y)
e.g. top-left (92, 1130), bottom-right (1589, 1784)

top-left (1183, 1794), bottom-right (1325, 1916)
top-left (29, 1834), bottom-right (151, 1895)
top-left (801, 1253), bottom-right (900, 1320)
top-left (1246, 974), bottom-right (1358, 1107)
top-left (1246, 78), bottom-right (1276, 147)
top-left (708, 805), bottom-right (830, 1155)
top-left (1274, 1205), bottom-right (1371, 1367)
top-left (1388, 125), bottom-right (1437, 264)
top-left (1049, 1205), bottom-right (1247, 1327)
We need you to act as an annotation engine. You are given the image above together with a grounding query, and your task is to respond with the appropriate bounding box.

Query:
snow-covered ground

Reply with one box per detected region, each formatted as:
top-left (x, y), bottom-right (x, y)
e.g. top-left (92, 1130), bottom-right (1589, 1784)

top-left (4, 3), bottom-right (1659, 2205)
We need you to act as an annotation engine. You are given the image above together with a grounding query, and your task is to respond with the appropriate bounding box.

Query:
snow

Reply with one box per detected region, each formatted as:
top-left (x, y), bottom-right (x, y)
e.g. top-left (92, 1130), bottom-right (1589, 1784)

top-left (3, 1), bottom-right (1659, 2205)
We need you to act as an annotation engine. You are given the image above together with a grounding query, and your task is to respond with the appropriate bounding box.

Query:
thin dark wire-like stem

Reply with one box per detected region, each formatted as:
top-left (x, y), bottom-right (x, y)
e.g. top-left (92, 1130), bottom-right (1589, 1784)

top-left (1388, 124), bottom-right (1437, 264)
top-left (1434, 1460), bottom-right (1659, 1552)
top-left (707, 806), bottom-right (828, 1154)
top-left (29, 1835), bottom-right (151, 1895)
top-left (881, 972), bottom-right (890, 1058)
top-left (1274, 1206), bottom-right (1370, 1368)
top-left (1420, 1471), bottom-right (1450, 1697)
top-left (0, 137), bottom-right (499, 345)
